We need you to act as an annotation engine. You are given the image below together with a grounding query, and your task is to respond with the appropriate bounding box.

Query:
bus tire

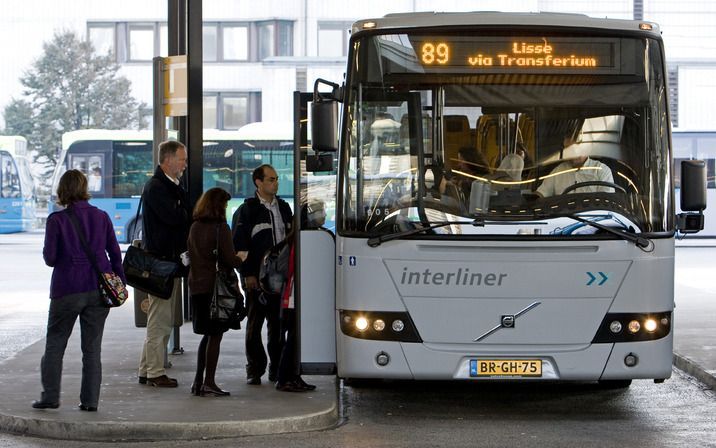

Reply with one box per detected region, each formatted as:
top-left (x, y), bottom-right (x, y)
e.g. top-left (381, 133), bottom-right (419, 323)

top-left (598, 379), bottom-right (632, 389)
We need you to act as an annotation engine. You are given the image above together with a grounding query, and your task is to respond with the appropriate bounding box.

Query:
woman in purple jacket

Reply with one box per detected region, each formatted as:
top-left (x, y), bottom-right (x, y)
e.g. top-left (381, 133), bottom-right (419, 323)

top-left (32, 169), bottom-right (126, 412)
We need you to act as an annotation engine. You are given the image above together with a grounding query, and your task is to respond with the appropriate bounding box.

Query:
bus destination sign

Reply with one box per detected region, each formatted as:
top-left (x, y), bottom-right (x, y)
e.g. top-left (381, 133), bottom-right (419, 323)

top-left (414, 37), bottom-right (619, 74)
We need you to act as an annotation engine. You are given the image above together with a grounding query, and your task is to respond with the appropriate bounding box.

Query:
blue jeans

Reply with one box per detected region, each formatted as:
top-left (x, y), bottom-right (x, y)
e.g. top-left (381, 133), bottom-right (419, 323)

top-left (40, 290), bottom-right (109, 407)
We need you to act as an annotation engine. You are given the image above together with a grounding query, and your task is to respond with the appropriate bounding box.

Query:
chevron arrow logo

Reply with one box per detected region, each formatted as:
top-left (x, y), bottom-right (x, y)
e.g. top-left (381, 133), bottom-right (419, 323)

top-left (586, 272), bottom-right (596, 286)
top-left (586, 272), bottom-right (609, 286)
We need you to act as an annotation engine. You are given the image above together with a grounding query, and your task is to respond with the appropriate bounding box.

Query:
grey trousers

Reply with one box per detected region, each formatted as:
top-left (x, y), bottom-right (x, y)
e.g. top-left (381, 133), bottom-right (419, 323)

top-left (40, 290), bottom-right (109, 407)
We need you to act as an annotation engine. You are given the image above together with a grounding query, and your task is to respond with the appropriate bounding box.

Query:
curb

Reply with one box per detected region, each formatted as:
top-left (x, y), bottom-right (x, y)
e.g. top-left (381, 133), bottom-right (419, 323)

top-left (673, 352), bottom-right (716, 389)
top-left (0, 402), bottom-right (338, 442)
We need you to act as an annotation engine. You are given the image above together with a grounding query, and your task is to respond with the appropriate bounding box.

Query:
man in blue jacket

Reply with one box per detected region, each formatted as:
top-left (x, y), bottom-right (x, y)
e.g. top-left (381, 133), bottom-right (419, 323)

top-left (232, 164), bottom-right (292, 385)
top-left (137, 140), bottom-right (191, 388)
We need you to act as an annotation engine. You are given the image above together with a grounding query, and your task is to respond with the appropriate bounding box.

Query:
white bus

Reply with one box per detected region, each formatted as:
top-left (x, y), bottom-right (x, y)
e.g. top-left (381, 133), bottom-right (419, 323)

top-left (298, 12), bottom-right (706, 387)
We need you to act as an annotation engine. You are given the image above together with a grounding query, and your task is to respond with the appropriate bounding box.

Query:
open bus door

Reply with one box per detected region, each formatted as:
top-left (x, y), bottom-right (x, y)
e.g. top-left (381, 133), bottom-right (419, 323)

top-left (294, 90), bottom-right (339, 375)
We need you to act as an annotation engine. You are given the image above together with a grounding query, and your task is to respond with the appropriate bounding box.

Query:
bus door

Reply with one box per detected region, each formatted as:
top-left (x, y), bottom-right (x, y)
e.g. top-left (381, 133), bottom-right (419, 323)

top-left (294, 91), bottom-right (337, 375)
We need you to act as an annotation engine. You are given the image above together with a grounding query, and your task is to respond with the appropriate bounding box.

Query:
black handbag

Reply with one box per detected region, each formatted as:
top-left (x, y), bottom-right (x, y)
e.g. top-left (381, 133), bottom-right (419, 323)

top-left (209, 225), bottom-right (245, 328)
top-left (122, 196), bottom-right (180, 299)
top-left (66, 208), bottom-right (128, 308)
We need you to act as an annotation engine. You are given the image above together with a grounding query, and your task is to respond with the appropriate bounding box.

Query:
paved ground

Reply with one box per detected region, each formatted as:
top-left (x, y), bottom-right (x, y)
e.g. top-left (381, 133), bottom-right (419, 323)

top-left (0, 296), bottom-right (338, 441)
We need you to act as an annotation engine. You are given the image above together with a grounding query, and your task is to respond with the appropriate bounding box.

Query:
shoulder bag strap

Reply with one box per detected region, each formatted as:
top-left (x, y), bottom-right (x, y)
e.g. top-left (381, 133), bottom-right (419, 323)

top-left (214, 224), bottom-right (221, 273)
top-left (134, 194), bottom-right (143, 225)
top-left (66, 208), bottom-right (103, 278)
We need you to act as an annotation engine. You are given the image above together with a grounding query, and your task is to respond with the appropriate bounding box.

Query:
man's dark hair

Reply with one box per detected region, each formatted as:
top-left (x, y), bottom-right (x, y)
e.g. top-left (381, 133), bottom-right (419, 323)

top-left (158, 140), bottom-right (185, 164)
top-left (252, 164), bottom-right (274, 187)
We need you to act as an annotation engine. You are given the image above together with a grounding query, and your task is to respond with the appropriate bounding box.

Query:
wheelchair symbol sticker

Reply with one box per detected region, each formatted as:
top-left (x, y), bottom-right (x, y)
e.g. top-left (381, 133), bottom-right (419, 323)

top-left (349, 256), bottom-right (357, 266)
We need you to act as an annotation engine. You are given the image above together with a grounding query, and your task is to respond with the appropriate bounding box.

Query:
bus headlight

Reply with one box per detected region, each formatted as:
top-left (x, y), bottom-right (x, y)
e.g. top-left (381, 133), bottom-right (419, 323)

top-left (627, 320), bottom-right (641, 333)
top-left (355, 317), bottom-right (369, 331)
top-left (609, 321), bottom-right (622, 333)
top-left (592, 312), bottom-right (671, 343)
top-left (373, 319), bottom-right (386, 332)
top-left (339, 310), bottom-right (421, 342)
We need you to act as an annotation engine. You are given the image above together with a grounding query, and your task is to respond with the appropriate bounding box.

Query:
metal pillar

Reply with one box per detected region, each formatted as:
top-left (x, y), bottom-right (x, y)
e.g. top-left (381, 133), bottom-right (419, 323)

top-left (164, 0), bottom-right (202, 355)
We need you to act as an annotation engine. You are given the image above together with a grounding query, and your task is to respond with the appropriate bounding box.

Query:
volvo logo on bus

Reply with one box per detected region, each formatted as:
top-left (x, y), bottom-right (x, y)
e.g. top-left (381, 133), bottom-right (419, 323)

top-left (501, 315), bottom-right (515, 328)
top-left (474, 301), bottom-right (541, 342)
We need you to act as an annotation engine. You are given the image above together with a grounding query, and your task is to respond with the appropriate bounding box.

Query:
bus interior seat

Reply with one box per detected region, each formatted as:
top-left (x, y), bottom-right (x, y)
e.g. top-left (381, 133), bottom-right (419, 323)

top-left (476, 115), bottom-right (517, 170)
top-left (442, 115), bottom-right (471, 171)
top-left (517, 114), bottom-right (536, 160)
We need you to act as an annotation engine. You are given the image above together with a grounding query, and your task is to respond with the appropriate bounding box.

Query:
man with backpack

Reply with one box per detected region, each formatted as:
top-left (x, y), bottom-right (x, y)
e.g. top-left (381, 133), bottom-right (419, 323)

top-left (232, 164), bottom-right (292, 386)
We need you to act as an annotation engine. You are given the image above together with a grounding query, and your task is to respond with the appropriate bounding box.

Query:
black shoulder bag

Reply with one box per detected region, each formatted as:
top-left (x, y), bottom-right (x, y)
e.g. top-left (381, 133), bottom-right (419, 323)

top-left (209, 224), bottom-right (246, 329)
top-left (66, 208), bottom-right (128, 307)
top-left (122, 195), bottom-right (180, 299)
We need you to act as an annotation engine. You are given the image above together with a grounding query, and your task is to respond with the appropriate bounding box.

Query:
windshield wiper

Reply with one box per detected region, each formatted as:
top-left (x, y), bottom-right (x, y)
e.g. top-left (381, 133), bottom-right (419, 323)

top-left (567, 214), bottom-right (653, 251)
top-left (367, 219), bottom-right (485, 248)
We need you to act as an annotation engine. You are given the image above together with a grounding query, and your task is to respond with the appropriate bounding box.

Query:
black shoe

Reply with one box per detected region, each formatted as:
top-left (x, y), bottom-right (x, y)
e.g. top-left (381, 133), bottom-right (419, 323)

top-left (295, 377), bottom-right (316, 391)
top-left (32, 400), bottom-right (59, 409)
top-left (78, 404), bottom-right (97, 412)
top-left (190, 382), bottom-right (202, 396)
top-left (247, 376), bottom-right (261, 385)
top-left (276, 381), bottom-right (308, 392)
top-left (138, 376), bottom-right (147, 385)
top-left (200, 384), bottom-right (230, 397)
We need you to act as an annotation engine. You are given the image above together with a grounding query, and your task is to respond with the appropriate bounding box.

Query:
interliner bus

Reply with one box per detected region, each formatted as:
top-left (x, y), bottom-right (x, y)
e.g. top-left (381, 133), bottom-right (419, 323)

top-left (51, 123), bottom-right (294, 242)
top-left (0, 136), bottom-right (36, 233)
top-left (297, 12), bottom-right (707, 387)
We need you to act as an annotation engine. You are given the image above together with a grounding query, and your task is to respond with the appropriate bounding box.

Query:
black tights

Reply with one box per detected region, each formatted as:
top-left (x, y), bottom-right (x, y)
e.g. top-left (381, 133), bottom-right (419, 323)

top-left (194, 333), bottom-right (223, 388)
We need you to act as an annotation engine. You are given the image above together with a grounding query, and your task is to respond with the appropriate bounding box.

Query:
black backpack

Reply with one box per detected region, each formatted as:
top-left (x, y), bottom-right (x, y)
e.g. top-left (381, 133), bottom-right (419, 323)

top-left (259, 241), bottom-right (290, 295)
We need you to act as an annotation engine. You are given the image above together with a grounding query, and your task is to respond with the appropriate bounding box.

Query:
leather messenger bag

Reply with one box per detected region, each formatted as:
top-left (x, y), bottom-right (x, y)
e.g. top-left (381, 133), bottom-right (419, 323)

top-left (122, 196), bottom-right (180, 299)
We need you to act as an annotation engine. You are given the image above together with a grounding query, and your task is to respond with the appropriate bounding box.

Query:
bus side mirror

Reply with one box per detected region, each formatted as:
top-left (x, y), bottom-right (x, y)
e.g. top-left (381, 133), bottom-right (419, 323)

top-left (311, 78), bottom-right (342, 152)
top-left (311, 100), bottom-right (338, 152)
top-left (680, 160), bottom-right (706, 211)
top-left (677, 160), bottom-right (706, 234)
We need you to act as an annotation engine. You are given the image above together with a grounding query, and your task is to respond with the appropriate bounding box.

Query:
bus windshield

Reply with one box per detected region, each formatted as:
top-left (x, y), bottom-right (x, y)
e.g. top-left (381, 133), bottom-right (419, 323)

top-left (340, 31), bottom-right (672, 238)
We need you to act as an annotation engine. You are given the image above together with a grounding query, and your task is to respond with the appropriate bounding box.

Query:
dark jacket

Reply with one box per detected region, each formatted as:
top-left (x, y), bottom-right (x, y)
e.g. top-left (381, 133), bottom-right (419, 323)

top-left (188, 220), bottom-right (242, 295)
top-left (43, 201), bottom-right (126, 299)
top-left (141, 165), bottom-right (191, 262)
top-left (231, 193), bottom-right (292, 278)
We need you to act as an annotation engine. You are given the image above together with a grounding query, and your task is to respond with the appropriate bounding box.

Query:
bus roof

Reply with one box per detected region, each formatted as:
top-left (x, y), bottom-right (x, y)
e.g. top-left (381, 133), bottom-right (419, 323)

top-left (352, 11), bottom-right (661, 38)
top-left (62, 122), bottom-right (293, 149)
top-left (0, 136), bottom-right (29, 158)
top-left (235, 121), bottom-right (293, 141)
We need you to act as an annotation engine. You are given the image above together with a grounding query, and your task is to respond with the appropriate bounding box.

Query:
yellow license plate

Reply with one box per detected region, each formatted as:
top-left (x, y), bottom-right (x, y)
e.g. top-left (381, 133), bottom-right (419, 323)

top-left (470, 359), bottom-right (542, 377)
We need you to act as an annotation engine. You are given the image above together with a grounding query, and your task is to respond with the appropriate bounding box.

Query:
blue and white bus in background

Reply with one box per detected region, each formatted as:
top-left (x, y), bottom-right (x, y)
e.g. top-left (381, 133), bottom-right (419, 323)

top-left (51, 123), bottom-right (294, 243)
top-left (298, 12), bottom-right (707, 388)
top-left (0, 136), bottom-right (36, 233)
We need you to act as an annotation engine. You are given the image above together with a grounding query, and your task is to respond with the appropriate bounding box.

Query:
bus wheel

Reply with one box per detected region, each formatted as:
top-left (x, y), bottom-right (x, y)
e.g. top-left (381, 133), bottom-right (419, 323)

top-left (598, 379), bottom-right (632, 389)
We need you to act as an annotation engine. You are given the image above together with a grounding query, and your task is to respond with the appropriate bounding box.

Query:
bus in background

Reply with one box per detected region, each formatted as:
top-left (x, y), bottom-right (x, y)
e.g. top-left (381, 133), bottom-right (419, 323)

top-left (51, 123), bottom-right (293, 243)
top-left (0, 136), bottom-right (36, 233)
top-left (673, 131), bottom-right (716, 236)
top-left (298, 12), bottom-right (707, 387)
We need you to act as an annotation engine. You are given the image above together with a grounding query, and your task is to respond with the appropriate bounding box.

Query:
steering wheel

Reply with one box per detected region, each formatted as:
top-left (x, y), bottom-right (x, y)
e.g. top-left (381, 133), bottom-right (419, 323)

top-left (561, 181), bottom-right (626, 195)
